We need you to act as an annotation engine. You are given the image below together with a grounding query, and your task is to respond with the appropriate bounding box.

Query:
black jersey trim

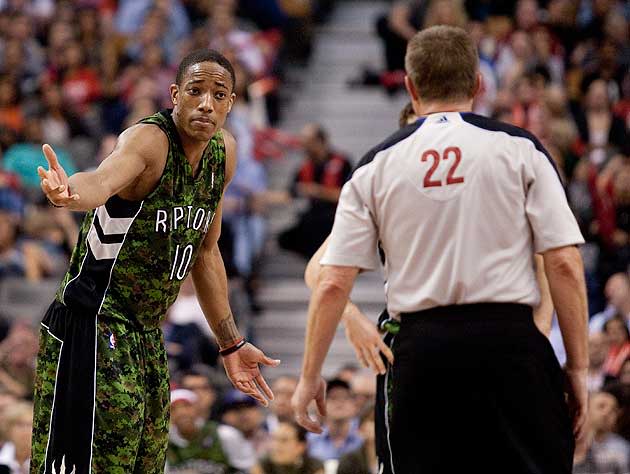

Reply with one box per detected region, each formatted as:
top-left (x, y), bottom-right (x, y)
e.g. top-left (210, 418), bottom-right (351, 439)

top-left (460, 113), bottom-right (562, 183)
top-left (93, 213), bottom-right (125, 245)
top-left (104, 195), bottom-right (143, 219)
top-left (352, 117), bottom-right (426, 175)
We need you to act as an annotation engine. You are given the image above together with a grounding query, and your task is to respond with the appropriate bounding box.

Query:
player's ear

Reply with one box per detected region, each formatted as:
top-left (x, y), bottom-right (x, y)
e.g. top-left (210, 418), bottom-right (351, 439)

top-left (228, 92), bottom-right (236, 113)
top-left (170, 84), bottom-right (179, 106)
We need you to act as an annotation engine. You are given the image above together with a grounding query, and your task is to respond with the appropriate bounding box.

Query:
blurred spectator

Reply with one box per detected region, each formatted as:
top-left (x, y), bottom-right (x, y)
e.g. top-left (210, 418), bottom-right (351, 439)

top-left (178, 365), bottom-right (224, 422)
top-left (574, 391), bottom-right (630, 474)
top-left (253, 421), bottom-right (324, 474)
top-left (167, 388), bottom-right (255, 473)
top-left (307, 379), bottom-right (362, 462)
top-left (589, 332), bottom-right (611, 392)
top-left (334, 364), bottom-right (360, 384)
top-left (266, 375), bottom-right (298, 432)
top-left (349, 371), bottom-right (376, 415)
top-left (118, 44), bottom-right (173, 110)
top-left (114, 0), bottom-right (190, 47)
top-left (0, 209), bottom-right (51, 282)
top-left (0, 322), bottom-right (37, 399)
top-left (591, 273), bottom-right (630, 333)
top-left (571, 78), bottom-right (628, 167)
top-left (221, 389), bottom-right (270, 458)
top-left (603, 317), bottom-right (630, 378)
top-left (0, 401), bottom-right (32, 473)
top-left (337, 406), bottom-right (377, 474)
top-left (278, 124), bottom-right (351, 260)
top-left (0, 75), bottom-right (24, 135)
top-left (165, 277), bottom-right (219, 370)
top-left (208, 1), bottom-right (267, 79)
top-left (40, 85), bottom-right (90, 148)
top-left (2, 114), bottom-right (76, 193)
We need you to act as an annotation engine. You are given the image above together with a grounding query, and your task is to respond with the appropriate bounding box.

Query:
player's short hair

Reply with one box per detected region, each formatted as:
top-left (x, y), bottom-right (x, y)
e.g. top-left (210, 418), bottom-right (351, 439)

top-left (176, 49), bottom-right (236, 90)
top-left (405, 25), bottom-right (478, 102)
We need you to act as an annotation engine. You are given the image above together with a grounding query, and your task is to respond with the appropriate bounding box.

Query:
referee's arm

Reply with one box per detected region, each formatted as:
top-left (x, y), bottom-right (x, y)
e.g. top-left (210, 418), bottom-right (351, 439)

top-left (525, 145), bottom-right (588, 439)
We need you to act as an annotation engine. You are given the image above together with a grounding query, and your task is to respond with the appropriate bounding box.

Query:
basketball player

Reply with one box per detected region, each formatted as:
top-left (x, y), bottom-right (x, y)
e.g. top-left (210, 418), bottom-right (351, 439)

top-left (32, 49), bottom-right (279, 474)
top-left (293, 26), bottom-right (588, 474)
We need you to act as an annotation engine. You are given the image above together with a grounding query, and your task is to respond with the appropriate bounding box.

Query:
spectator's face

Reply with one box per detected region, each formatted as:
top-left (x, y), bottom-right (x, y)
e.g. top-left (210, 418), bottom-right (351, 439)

top-left (511, 31), bottom-right (533, 60)
top-left (326, 387), bottom-right (355, 423)
top-left (300, 125), bottom-right (327, 161)
top-left (589, 392), bottom-right (619, 433)
top-left (589, 332), bottom-right (609, 368)
top-left (605, 275), bottom-right (630, 310)
top-left (586, 80), bottom-right (609, 111)
top-left (48, 22), bottom-right (75, 51)
top-left (516, 0), bottom-right (538, 30)
top-left (9, 15), bottom-right (31, 41)
top-left (142, 45), bottom-right (164, 70)
top-left (271, 377), bottom-right (298, 421)
top-left (64, 43), bottom-right (85, 69)
top-left (3, 40), bottom-right (23, 71)
top-left (0, 79), bottom-right (17, 107)
top-left (619, 360), bottom-right (630, 385)
top-left (24, 118), bottom-right (44, 143)
top-left (350, 375), bottom-right (376, 414)
top-left (171, 61), bottom-right (235, 143)
top-left (605, 319), bottom-right (628, 347)
top-left (44, 86), bottom-right (64, 109)
top-left (270, 423), bottom-right (305, 465)
top-left (171, 401), bottom-right (198, 433)
top-left (8, 412), bottom-right (32, 451)
top-left (222, 405), bottom-right (263, 436)
top-left (181, 375), bottom-right (216, 417)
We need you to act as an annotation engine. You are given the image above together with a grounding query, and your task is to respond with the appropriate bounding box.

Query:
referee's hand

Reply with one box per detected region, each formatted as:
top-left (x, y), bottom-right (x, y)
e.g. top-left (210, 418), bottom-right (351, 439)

top-left (565, 367), bottom-right (588, 440)
top-left (344, 310), bottom-right (394, 375)
top-left (292, 376), bottom-right (327, 433)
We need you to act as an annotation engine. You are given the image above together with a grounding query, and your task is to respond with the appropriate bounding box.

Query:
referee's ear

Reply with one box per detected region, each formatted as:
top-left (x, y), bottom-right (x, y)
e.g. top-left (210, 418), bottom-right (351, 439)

top-left (404, 75), bottom-right (420, 103)
top-left (473, 72), bottom-right (483, 99)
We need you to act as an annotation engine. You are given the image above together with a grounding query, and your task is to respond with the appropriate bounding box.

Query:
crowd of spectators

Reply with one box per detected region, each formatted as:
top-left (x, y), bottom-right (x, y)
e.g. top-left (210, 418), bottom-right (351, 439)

top-left (0, 0), bottom-right (628, 473)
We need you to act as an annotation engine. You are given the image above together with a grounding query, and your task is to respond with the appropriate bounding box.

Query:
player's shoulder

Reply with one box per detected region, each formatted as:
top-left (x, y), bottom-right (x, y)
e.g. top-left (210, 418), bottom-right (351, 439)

top-left (460, 113), bottom-right (550, 158)
top-left (353, 120), bottom-right (424, 175)
top-left (117, 122), bottom-right (169, 158)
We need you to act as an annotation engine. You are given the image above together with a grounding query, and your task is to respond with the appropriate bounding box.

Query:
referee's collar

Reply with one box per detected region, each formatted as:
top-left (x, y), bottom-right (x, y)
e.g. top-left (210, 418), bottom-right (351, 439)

top-left (419, 112), bottom-right (466, 125)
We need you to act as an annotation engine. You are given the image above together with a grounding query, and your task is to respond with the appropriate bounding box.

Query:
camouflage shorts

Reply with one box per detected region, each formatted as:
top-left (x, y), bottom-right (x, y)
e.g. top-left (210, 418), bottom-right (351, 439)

top-left (31, 300), bottom-right (170, 474)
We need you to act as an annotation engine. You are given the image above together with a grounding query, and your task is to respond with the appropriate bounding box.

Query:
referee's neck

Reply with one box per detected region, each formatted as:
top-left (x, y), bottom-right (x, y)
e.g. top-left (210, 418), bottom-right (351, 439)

top-left (414, 99), bottom-right (474, 117)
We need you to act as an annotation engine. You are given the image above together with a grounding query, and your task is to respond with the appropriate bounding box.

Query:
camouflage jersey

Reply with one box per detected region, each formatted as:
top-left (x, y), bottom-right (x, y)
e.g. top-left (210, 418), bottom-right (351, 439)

top-left (56, 110), bottom-right (226, 329)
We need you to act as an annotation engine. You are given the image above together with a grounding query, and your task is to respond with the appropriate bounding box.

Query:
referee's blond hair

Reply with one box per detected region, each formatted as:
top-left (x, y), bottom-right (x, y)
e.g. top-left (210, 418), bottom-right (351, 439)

top-left (405, 25), bottom-right (478, 102)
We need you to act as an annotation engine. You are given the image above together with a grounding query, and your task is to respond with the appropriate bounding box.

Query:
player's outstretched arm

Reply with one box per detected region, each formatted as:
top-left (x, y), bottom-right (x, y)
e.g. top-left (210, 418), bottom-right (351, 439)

top-left (191, 130), bottom-right (279, 406)
top-left (305, 238), bottom-right (393, 374)
top-left (293, 264), bottom-right (360, 433)
top-left (37, 124), bottom-right (164, 211)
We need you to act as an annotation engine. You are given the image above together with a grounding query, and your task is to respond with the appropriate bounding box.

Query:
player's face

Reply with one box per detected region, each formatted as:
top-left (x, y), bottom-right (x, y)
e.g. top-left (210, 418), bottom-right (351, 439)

top-left (171, 61), bottom-right (235, 142)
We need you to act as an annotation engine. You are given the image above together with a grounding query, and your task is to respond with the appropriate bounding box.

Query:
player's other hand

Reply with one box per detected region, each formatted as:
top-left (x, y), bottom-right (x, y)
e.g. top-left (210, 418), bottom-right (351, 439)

top-left (564, 366), bottom-right (588, 440)
top-left (37, 144), bottom-right (79, 207)
top-left (222, 343), bottom-right (280, 407)
top-left (345, 311), bottom-right (394, 375)
top-left (292, 376), bottom-right (327, 433)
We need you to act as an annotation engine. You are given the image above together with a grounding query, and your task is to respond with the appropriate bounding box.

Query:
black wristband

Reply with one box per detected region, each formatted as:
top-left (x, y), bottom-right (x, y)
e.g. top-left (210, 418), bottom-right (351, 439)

top-left (219, 339), bottom-right (247, 357)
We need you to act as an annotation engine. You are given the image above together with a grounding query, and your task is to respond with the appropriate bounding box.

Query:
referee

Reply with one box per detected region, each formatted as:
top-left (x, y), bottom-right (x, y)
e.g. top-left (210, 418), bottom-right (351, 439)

top-left (292, 25), bottom-right (588, 474)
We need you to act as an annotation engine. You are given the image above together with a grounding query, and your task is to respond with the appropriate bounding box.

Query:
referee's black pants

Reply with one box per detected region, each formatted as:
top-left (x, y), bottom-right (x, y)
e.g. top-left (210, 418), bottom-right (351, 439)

top-left (378, 303), bottom-right (574, 474)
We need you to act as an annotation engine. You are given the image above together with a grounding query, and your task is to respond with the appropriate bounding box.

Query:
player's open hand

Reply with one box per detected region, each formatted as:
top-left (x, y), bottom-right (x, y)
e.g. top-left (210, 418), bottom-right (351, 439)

top-left (222, 343), bottom-right (280, 407)
top-left (345, 311), bottom-right (394, 375)
top-left (292, 376), bottom-right (327, 433)
top-left (37, 144), bottom-right (79, 207)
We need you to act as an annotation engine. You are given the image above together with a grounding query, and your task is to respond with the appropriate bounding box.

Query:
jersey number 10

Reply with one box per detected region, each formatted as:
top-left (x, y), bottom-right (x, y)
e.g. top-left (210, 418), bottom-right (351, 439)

top-left (421, 147), bottom-right (464, 188)
top-left (170, 244), bottom-right (194, 281)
